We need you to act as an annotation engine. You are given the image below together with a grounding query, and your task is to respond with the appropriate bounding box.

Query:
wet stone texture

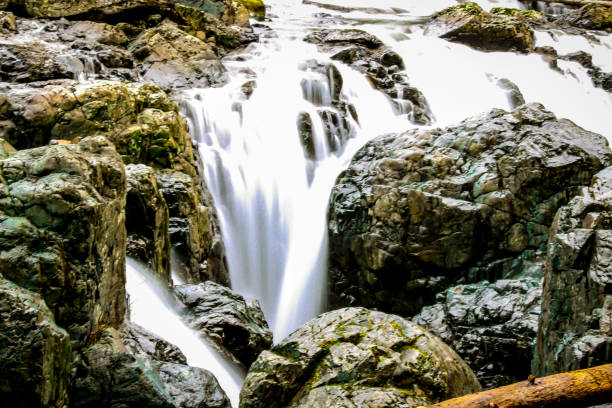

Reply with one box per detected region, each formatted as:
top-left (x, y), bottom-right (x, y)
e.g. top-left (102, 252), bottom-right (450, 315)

top-left (328, 103), bottom-right (611, 386)
top-left (535, 166), bottom-right (612, 376)
top-left (239, 307), bottom-right (481, 408)
top-left (0, 136), bottom-right (127, 347)
top-left (175, 281), bottom-right (273, 367)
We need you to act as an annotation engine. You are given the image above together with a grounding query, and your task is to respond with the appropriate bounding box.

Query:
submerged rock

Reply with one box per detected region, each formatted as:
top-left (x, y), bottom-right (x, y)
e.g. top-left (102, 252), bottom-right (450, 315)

top-left (535, 166), bottom-right (612, 375)
top-left (239, 307), bottom-right (481, 408)
top-left (0, 136), bottom-right (127, 346)
top-left (426, 3), bottom-right (538, 53)
top-left (175, 281), bottom-right (273, 367)
top-left (0, 276), bottom-right (71, 408)
top-left (126, 164), bottom-right (172, 284)
top-left (72, 327), bottom-right (230, 408)
top-left (328, 103), bottom-right (611, 319)
top-left (414, 278), bottom-right (541, 389)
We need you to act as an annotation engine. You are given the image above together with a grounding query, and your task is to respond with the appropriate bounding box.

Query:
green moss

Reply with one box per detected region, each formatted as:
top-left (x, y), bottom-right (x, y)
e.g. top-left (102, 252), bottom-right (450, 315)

top-left (233, 0), bottom-right (266, 18)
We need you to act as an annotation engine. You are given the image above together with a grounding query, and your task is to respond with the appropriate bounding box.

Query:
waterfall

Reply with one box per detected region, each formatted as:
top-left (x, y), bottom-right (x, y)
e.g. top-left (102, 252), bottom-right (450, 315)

top-left (179, 0), bottom-right (612, 347)
top-left (125, 258), bottom-right (245, 407)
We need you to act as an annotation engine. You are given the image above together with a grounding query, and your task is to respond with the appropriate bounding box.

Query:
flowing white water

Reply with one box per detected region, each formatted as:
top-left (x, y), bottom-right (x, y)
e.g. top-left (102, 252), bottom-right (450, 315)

top-left (181, 0), bottom-right (612, 351)
top-left (126, 258), bottom-right (244, 407)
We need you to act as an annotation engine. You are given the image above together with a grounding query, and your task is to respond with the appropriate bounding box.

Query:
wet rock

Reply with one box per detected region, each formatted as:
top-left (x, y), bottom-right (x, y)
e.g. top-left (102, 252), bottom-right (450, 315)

top-left (305, 29), bottom-right (432, 125)
top-left (121, 321), bottom-right (187, 364)
top-left (72, 327), bottom-right (230, 408)
top-left (496, 77), bottom-right (526, 109)
top-left (557, 3), bottom-right (612, 31)
top-left (297, 112), bottom-right (315, 160)
top-left (535, 166), bottom-right (612, 376)
top-left (328, 103), bottom-right (611, 319)
top-left (0, 10), bottom-right (17, 31)
top-left (0, 136), bottom-right (127, 347)
top-left (129, 19), bottom-right (228, 90)
top-left (414, 277), bottom-right (541, 389)
top-left (0, 42), bottom-right (75, 82)
top-left (156, 169), bottom-right (229, 285)
top-left (126, 164), bottom-right (171, 284)
top-left (426, 3), bottom-right (537, 53)
top-left (559, 51), bottom-right (612, 93)
top-left (233, 0), bottom-right (265, 19)
top-left (175, 281), bottom-right (273, 367)
top-left (96, 47), bottom-right (134, 68)
top-left (239, 307), bottom-right (481, 408)
top-left (0, 276), bottom-right (71, 408)
top-left (70, 21), bottom-right (128, 45)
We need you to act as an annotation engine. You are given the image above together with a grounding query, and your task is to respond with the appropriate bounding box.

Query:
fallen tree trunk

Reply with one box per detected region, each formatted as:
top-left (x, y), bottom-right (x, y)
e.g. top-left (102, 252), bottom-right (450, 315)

top-left (423, 364), bottom-right (612, 408)
top-left (521, 0), bottom-right (612, 7)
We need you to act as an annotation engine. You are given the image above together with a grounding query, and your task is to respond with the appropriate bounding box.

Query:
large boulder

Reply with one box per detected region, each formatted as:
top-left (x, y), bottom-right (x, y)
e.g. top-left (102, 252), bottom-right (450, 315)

top-left (426, 3), bottom-right (541, 53)
top-left (72, 327), bottom-right (230, 408)
top-left (175, 281), bottom-right (272, 367)
top-left (128, 19), bottom-right (228, 90)
top-left (0, 275), bottom-right (71, 408)
top-left (0, 136), bottom-right (126, 346)
top-left (328, 103), bottom-right (611, 318)
top-left (535, 166), bottom-right (612, 376)
top-left (414, 277), bottom-right (541, 389)
top-left (240, 307), bottom-right (480, 408)
top-left (556, 3), bottom-right (612, 31)
top-left (121, 321), bottom-right (187, 364)
top-left (126, 163), bottom-right (171, 284)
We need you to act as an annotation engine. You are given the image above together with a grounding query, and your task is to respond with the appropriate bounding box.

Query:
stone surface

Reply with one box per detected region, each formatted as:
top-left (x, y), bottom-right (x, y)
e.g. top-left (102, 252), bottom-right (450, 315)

top-left (304, 29), bottom-right (432, 125)
top-left (239, 307), bottom-right (481, 408)
top-left (126, 163), bottom-right (171, 284)
top-left (535, 166), bottom-right (612, 376)
top-left (129, 19), bottom-right (228, 90)
top-left (414, 278), bottom-right (541, 389)
top-left (175, 281), bottom-right (273, 366)
top-left (0, 136), bottom-right (127, 347)
top-left (72, 327), bottom-right (230, 408)
top-left (121, 321), bottom-right (187, 364)
top-left (156, 168), bottom-right (229, 285)
top-left (557, 3), bottom-right (612, 31)
top-left (328, 103), bottom-right (611, 318)
top-left (426, 3), bottom-right (537, 53)
top-left (0, 275), bottom-right (71, 408)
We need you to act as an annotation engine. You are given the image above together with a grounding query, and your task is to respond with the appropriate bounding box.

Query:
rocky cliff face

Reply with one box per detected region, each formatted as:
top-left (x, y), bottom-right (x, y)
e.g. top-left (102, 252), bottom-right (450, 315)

top-left (535, 166), bottom-right (612, 376)
top-left (0, 136), bottom-right (127, 346)
top-left (328, 103), bottom-right (611, 386)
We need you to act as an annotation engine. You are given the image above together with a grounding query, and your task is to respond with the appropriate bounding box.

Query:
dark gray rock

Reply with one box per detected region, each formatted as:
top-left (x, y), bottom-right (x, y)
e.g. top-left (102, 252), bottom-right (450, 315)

top-left (555, 3), bottom-right (612, 31)
top-left (328, 103), bottom-right (611, 320)
top-left (72, 327), bottom-right (230, 408)
top-left (304, 29), bottom-right (432, 125)
top-left (535, 166), bottom-right (612, 376)
top-left (0, 275), bottom-right (71, 408)
top-left (120, 321), bottom-right (187, 364)
top-left (126, 164), bottom-right (171, 284)
top-left (0, 136), bottom-right (127, 347)
top-left (239, 307), bottom-right (481, 408)
top-left (414, 277), bottom-right (541, 389)
top-left (176, 281), bottom-right (272, 367)
top-left (156, 169), bottom-right (229, 286)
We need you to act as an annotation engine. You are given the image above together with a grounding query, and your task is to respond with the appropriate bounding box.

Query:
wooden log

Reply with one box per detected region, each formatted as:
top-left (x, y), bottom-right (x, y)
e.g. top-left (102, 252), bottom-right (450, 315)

top-left (521, 0), bottom-right (612, 7)
top-left (423, 364), bottom-right (612, 408)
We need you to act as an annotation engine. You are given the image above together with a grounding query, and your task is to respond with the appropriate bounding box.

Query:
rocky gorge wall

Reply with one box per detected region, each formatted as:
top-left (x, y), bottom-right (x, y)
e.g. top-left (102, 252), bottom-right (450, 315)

top-left (1, 0), bottom-right (612, 407)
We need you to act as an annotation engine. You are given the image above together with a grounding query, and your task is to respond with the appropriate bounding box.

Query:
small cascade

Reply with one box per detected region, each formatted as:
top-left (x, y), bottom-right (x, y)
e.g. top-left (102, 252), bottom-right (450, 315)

top-left (126, 258), bottom-right (244, 407)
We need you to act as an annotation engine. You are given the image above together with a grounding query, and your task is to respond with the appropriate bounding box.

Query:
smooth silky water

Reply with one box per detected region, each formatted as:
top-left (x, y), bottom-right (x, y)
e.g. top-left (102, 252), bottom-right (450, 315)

top-left (141, 0), bottom-right (610, 404)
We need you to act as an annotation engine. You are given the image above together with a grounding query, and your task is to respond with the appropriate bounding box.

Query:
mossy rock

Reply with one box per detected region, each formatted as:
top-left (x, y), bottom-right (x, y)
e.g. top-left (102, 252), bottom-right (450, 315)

top-left (232, 0), bottom-right (265, 18)
top-left (240, 308), bottom-right (481, 408)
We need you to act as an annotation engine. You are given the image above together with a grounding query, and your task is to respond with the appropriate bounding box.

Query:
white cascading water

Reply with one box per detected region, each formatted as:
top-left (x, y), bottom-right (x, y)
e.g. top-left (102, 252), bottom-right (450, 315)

top-left (172, 0), bottom-right (611, 403)
top-left (125, 258), bottom-right (245, 407)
